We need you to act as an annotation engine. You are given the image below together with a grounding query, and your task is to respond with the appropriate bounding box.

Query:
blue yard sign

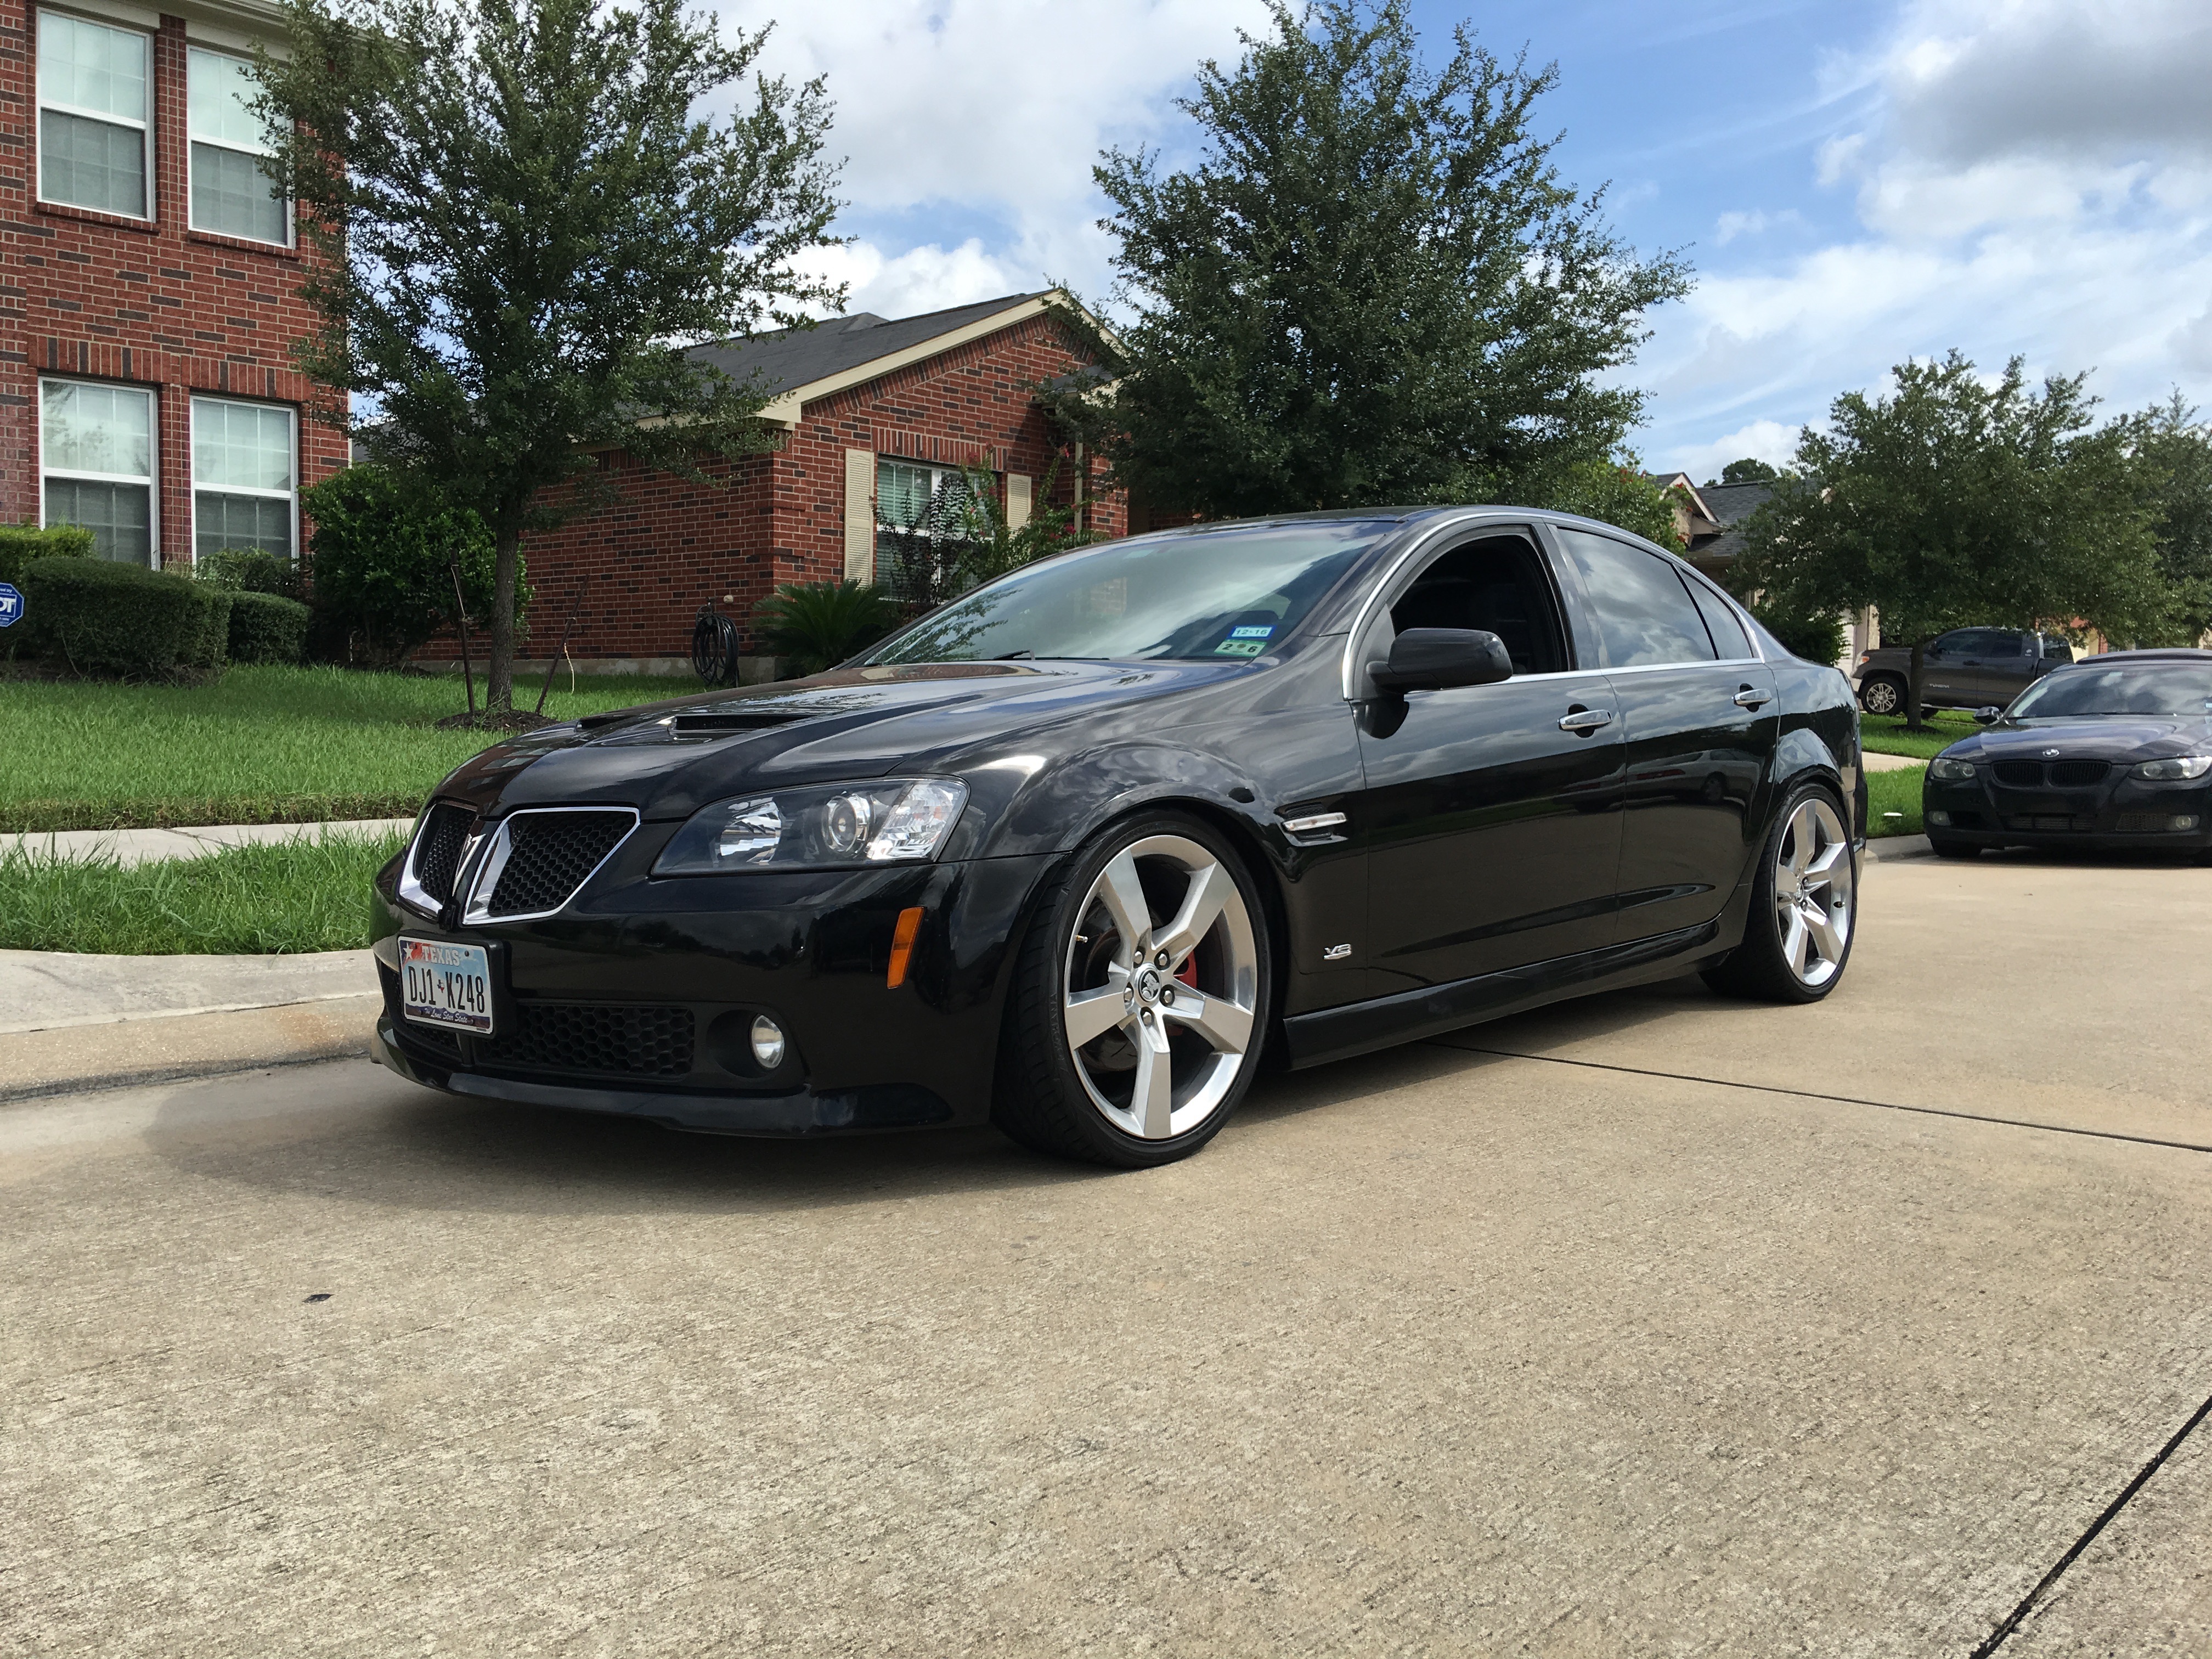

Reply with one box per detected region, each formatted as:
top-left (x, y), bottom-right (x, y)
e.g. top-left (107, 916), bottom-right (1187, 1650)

top-left (0, 581), bottom-right (21, 628)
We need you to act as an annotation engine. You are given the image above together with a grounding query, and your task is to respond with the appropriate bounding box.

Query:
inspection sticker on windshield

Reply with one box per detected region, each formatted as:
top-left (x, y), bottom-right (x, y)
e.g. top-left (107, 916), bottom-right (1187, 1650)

top-left (1215, 624), bottom-right (1274, 657)
top-left (399, 938), bottom-right (494, 1035)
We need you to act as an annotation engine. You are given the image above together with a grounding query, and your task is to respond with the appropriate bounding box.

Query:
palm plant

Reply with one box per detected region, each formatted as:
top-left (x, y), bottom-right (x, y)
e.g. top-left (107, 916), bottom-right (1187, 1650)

top-left (751, 580), bottom-right (899, 676)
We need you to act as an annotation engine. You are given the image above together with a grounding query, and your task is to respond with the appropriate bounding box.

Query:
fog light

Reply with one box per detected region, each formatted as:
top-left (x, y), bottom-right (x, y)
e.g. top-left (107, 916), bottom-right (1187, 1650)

top-left (1927, 810), bottom-right (1951, 827)
top-left (749, 1015), bottom-right (786, 1069)
top-left (2175, 815), bottom-right (2201, 832)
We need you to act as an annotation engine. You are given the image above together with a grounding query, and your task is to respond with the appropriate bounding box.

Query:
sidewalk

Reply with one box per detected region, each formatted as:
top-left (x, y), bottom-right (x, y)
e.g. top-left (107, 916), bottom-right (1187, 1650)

top-left (2, 817), bottom-right (415, 866)
top-left (0, 947), bottom-right (380, 1103)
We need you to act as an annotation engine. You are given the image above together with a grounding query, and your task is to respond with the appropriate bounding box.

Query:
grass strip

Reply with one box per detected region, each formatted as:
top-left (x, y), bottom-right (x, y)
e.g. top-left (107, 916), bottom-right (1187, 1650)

top-left (0, 831), bottom-right (409, 955)
top-left (1859, 710), bottom-right (1980, 759)
top-left (0, 664), bottom-right (665, 833)
top-left (1865, 763), bottom-right (1924, 836)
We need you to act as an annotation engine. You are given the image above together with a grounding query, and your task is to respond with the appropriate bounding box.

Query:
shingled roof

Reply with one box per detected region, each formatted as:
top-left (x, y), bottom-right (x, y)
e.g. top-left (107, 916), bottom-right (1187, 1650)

top-left (689, 292), bottom-right (1055, 424)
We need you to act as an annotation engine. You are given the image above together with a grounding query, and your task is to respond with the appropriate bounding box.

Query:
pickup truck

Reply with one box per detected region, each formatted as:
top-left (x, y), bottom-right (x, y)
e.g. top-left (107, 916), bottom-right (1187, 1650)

top-left (1854, 627), bottom-right (2075, 716)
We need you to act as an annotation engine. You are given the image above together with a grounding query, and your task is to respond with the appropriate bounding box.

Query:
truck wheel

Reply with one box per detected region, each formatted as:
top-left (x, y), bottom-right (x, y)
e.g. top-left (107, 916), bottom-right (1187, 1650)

top-left (1859, 675), bottom-right (1904, 716)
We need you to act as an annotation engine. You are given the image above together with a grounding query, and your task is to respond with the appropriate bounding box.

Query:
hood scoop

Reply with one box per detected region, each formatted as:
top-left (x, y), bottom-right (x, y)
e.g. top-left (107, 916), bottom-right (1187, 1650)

top-left (670, 709), bottom-right (814, 734)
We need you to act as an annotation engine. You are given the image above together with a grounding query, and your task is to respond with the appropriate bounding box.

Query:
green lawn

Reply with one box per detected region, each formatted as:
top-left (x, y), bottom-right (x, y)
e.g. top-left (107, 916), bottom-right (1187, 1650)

top-left (1866, 764), bottom-right (1925, 837)
top-left (1859, 710), bottom-right (1981, 759)
top-left (0, 831), bottom-right (410, 953)
top-left (0, 664), bottom-right (676, 832)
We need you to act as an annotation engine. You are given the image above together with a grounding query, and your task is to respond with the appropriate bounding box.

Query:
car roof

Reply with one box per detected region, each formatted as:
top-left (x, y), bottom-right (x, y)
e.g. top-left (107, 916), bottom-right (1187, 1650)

top-left (2064, 648), bottom-right (2212, 664)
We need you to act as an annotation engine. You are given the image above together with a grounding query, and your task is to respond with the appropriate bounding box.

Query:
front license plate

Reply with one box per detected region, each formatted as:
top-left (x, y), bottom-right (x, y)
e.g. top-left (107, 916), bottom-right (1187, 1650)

top-left (399, 938), bottom-right (494, 1035)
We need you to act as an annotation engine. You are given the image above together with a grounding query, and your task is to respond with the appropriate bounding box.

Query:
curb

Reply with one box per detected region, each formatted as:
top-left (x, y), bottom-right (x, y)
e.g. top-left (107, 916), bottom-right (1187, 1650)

top-left (0, 994), bottom-right (380, 1105)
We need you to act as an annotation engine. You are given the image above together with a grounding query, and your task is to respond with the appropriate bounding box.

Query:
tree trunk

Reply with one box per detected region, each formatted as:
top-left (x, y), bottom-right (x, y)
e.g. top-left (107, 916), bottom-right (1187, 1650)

top-left (487, 520), bottom-right (520, 712)
top-left (1906, 637), bottom-right (1926, 732)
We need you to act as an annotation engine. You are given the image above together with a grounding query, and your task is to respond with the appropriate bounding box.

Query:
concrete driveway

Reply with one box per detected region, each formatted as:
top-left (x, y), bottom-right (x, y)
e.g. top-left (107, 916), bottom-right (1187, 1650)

top-left (5, 848), bottom-right (2209, 1656)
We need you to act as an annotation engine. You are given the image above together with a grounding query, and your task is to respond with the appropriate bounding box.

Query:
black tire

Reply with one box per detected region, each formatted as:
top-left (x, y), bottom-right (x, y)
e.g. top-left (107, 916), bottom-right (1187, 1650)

top-left (1928, 836), bottom-right (1979, 859)
top-left (1859, 675), bottom-right (1904, 716)
top-left (1702, 781), bottom-right (1858, 1005)
top-left (993, 811), bottom-right (1273, 1168)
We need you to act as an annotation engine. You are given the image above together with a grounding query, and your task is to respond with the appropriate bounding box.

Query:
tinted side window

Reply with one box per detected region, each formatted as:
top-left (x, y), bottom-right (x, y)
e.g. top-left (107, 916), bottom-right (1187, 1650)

top-left (1684, 579), bottom-right (1752, 659)
top-left (2042, 634), bottom-right (2074, 660)
top-left (1552, 528), bottom-right (1716, 667)
top-left (1929, 630), bottom-right (1971, 657)
top-left (1390, 533), bottom-right (1569, 675)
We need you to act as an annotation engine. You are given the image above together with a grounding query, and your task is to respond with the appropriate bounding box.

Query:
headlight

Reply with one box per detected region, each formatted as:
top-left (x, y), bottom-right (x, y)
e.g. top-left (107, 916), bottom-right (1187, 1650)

top-left (653, 778), bottom-right (969, 873)
top-left (1928, 757), bottom-right (1979, 782)
top-left (2132, 755), bottom-right (2212, 781)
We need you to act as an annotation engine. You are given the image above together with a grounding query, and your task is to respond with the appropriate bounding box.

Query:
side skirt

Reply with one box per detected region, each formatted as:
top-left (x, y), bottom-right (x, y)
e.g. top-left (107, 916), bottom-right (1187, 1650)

top-left (1280, 919), bottom-right (1723, 1071)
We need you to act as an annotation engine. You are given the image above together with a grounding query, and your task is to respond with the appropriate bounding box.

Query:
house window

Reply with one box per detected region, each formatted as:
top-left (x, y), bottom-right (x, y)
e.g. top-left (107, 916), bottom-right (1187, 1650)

top-left (192, 397), bottom-right (296, 561)
top-left (37, 11), bottom-right (152, 219)
top-left (41, 379), bottom-right (157, 565)
top-left (189, 47), bottom-right (289, 245)
top-left (875, 460), bottom-right (991, 603)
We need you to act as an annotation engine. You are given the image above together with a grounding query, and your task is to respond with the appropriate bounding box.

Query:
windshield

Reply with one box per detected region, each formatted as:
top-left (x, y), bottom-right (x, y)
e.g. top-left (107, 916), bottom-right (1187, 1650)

top-left (2009, 662), bottom-right (2212, 718)
top-left (859, 521), bottom-right (1390, 665)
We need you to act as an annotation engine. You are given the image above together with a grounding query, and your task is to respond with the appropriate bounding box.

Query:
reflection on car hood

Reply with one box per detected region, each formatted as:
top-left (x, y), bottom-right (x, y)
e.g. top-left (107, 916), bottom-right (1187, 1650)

top-left (1937, 715), bottom-right (2212, 764)
top-left (435, 658), bottom-right (1250, 820)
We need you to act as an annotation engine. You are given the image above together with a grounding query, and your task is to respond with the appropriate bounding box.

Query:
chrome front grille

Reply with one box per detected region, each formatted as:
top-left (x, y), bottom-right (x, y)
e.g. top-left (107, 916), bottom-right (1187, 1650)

top-left (399, 801), bottom-right (477, 915)
top-left (464, 807), bottom-right (639, 922)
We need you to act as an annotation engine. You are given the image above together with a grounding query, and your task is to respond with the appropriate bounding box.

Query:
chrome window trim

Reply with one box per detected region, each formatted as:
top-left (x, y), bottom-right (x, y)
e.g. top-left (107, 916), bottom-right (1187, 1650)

top-left (1337, 507), bottom-right (1770, 697)
top-left (461, 805), bottom-right (641, 926)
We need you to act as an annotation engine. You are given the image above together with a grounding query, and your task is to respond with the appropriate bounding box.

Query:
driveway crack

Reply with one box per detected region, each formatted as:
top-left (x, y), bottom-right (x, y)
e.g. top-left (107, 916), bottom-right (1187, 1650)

top-left (1967, 1388), bottom-right (2212, 1656)
top-left (1424, 1042), bottom-right (2212, 1156)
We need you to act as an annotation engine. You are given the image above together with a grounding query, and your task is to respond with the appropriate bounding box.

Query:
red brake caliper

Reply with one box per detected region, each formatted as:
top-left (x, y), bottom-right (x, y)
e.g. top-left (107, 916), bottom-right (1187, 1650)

top-left (1175, 955), bottom-right (1199, 988)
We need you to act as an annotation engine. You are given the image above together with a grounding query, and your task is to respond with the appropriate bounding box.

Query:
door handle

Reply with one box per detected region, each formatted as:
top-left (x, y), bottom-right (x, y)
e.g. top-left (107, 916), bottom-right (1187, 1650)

top-left (1733, 686), bottom-right (1771, 709)
top-left (1558, 707), bottom-right (1615, 732)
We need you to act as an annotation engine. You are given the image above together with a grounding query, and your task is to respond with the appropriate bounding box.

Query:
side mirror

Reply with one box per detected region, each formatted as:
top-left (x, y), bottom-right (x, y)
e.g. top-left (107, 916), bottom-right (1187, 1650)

top-left (1368, 628), bottom-right (1514, 694)
top-left (1972, 706), bottom-right (2002, 725)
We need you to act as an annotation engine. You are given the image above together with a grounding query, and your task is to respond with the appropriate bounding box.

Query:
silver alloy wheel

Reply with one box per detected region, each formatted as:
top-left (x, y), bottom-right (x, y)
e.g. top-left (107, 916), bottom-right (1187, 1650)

top-left (1774, 796), bottom-right (1854, 988)
top-left (1861, 678), bottom-right (1900, 715)
top-left (1062, 834), bottom-right (1261, 1140)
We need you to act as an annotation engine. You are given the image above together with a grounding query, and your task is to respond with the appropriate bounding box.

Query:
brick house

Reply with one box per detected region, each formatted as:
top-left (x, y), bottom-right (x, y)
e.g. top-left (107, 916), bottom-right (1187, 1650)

top-left (506, 290), bottom-right (1128, 678)
top-left (3, 0), bottom-right (347, 570)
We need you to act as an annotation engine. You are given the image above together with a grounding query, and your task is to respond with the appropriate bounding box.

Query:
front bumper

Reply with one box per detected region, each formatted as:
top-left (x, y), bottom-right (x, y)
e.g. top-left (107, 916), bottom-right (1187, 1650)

top-left (1922, 772), bottom-right (2212, 851)
top-left (370, 847), bottom-right (1052, 1135)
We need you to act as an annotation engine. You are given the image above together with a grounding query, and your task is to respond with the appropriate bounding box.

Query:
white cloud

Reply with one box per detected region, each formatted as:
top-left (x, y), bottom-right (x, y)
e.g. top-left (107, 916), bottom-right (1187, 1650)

top-left (797, 238), bottom-right (1032, 320)
top-left (1644, 0), bottom-right (2212, 463)
top-left (732, 0), bottom-right (1270, 313)
top-left (1663, 420), bottom-right (1806, 485)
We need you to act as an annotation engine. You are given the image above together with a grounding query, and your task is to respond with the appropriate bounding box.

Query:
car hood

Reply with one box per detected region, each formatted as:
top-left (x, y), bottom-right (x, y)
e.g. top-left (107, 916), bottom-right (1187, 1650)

top-left (434, 658), bottom-right (1251, 821)
top-left (1937, 715), bottom-right (2212, 764)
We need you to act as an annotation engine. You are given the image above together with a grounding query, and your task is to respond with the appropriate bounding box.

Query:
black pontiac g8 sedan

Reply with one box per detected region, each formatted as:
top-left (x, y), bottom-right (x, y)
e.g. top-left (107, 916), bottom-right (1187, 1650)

top-left (371, 508), bottom-right (1867, 1166)
top-left (1921, 648), bottom-right (2212, 859)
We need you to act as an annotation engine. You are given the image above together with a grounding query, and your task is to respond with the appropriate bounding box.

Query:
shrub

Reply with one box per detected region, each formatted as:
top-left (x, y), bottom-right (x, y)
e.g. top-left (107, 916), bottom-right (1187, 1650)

top-left (227, 589), bottom-right (313, 664)
top-left (0, 522), bottom-right (95, 586)
top-left (752, 580), bottom-right (899, 675)
top-left (196, 546), bottom-right (302, 600)
top-left (1752, 602), bottom-right (1847, 665)
top-left (19, 556), bottom-right (232, 680)
top-left (300, 464), bottom-right (512, 667)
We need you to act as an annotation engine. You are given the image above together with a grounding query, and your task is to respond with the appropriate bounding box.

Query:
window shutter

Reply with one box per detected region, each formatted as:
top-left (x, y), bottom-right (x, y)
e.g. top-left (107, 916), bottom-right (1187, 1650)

top-left (843, 449), bottom-right (874, 583)
top-left (1005, 472), bottom-right (1032, 532)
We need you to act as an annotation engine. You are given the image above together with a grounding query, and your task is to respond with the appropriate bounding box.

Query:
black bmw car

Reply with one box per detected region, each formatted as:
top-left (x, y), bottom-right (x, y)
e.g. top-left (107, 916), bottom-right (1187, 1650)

top-left (1921, 648), bottom-right (2212, 859)
top-left (371, 507), bottom-right (1866, 1166)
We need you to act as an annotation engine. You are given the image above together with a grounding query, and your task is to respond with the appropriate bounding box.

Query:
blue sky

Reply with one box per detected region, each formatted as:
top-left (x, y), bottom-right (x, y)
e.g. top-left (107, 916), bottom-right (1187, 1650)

top-left (745, 1), bottom-right (2212, 482)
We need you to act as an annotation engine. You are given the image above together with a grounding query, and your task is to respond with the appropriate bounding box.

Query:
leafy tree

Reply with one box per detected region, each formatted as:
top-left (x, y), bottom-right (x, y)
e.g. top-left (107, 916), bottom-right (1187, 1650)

top-left (255, 0), bottom-right (843, 714)
top-left (752, 580), bottom-right (898, 676)
top-left (300, 463), bottom-right (506, 667)
top-left (1710, 458), bottom-right (1779, 486)
top-left (2118, 392), bottom-right (2212, 645)
top-left (1731, 351), bottom-right (2162, 729)
top-left (1543, 457), bottom-right (1684, 550)
top-left (949, 458), bottom-right (1092, 586)
top-left (1042, 0), bottom-right (1689, 518)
